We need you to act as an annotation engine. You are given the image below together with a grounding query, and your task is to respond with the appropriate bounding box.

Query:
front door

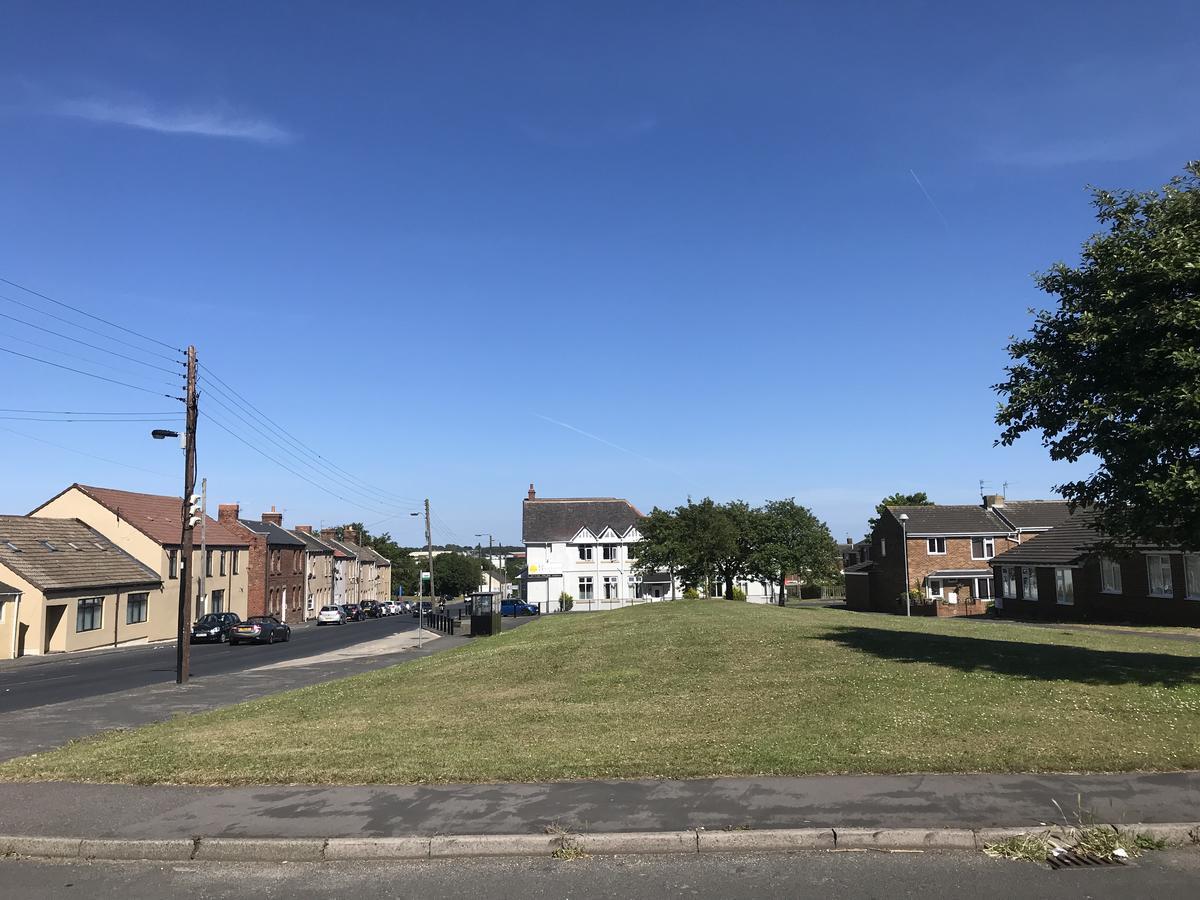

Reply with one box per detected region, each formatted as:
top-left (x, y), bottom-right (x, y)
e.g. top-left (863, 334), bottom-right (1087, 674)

top-left (44, 605), bottom-right (66, 654)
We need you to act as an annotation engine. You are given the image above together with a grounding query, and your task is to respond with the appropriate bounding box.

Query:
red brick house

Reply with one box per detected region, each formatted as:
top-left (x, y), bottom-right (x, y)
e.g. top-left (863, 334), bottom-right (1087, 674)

top-left (845, 496), bottom-right (1071, 616)
top-left (217, 504), bottom-right (306, 621)
top-left (992, 514), bottom-right (1200, 626)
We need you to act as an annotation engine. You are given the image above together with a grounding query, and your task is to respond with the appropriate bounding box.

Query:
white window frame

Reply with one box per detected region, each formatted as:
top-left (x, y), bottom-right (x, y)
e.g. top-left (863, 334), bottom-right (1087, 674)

top-left (1185, 554), bottom-right (1200, 601)
top-left (578, 546), bottom-right (593, 562)
top-left (603, 575), bottom-right (619, 600)
top-left (1001, 566), bottom-right (1017, 600)
top-left (1055, 568), bottom-right (1074, 605)
top-left (927, 578), bottom-right (942, 599)
top-left (1021, 567), bottom-right (1038, 601)
top-left (926, 537), bottom-right (946, 555)
top-left (971, 537), bottom-right (996, 560)
top-left (601, 545), bottom-right (618, 562)
top-left (1099, 556), bottom-right (1122, 595)
top-left (578, 576), bottom-right (594, 600)
top-left (975, 577), bottom-right (993, 600)
top-left (1147, 554), bottom-right (1173, 598)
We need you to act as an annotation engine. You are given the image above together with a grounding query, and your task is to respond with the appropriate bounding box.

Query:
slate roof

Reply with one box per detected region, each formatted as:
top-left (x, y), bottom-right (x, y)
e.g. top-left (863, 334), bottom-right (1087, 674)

top-left (289, 530), bottom-right (334, 555)
top-left (337, 539), bottom-right (376, 563)
top-left (362, 546), bottom-right (390, 566)
top-left (993, 500), bottom-right (1073, 531)
top-left (886, 505), bottom-right (1011, 535)
top-left (37, 484), bottom-right (249, 547)
top-left (320, 537), bottom-right (357, 560)
top-left (239, 519), bottom-right (306, 547)
top-left (991, 514), bottom-right (1103, 567)
top-left (523, 498), bottom-right (643, 542)
top-left (0, 516), bottom-right (161, 592)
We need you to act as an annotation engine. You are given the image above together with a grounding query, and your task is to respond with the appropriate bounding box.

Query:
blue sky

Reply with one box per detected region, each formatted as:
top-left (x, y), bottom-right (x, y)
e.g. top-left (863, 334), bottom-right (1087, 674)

top-left (1, 1), bottom-right (1197, 546)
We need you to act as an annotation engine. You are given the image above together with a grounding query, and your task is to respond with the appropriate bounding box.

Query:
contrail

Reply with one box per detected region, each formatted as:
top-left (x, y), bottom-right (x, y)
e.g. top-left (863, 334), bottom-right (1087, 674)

top-left (532, 413), bottom-right (663, 467)
top-left (909, 168), bottom-right (951, 231)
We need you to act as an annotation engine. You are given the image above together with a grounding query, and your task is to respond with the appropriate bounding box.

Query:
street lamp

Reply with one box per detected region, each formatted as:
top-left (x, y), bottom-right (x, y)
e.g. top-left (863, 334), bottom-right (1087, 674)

top-left (151, 429), bottom-right (179, 440)
top-left (899, 513), bottom-right (911, 617)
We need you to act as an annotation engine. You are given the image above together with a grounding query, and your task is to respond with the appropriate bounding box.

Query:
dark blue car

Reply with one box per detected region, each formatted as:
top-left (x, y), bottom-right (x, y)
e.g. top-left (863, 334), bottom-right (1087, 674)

top-left (501, 599), bottom-right (539, 617)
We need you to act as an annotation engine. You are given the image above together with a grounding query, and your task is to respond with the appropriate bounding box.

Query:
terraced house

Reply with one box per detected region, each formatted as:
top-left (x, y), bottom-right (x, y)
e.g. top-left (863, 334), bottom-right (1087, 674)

top-left (845, 496), bottom-right (1071, 616)
top-left (30, 484), bottom-right (250, 621)
top-left (218, 504), bottom-right (306, 621)
top-left (0, 515), bottom-right (163, 659)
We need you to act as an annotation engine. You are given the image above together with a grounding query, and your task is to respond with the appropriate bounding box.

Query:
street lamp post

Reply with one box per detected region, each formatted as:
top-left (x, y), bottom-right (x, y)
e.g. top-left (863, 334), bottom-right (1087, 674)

top-left (475, 532), bottom-right (494, 600)
top-left (899, 513), bottom-right (911, 617)
top-left (408, 511), bottom-right (422, 648)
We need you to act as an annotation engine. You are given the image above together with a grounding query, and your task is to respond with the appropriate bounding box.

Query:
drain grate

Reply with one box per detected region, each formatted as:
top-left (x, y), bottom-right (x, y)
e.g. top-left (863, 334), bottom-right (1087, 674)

top-left (1047, 849), bottom-right (1129, 870)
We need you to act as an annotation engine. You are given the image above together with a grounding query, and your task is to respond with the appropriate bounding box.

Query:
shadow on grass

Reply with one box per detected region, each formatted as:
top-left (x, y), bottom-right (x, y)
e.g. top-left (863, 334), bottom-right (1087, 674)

top-left (825, 626), bottom-right (1200, 687)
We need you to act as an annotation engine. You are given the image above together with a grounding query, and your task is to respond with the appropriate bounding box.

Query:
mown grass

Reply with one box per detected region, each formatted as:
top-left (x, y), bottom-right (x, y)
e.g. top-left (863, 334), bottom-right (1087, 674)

top-left (3, 600), bottom-right (1199, 785)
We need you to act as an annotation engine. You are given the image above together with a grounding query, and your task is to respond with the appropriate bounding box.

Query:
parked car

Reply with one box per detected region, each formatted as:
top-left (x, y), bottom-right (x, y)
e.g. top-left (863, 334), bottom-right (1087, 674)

top-left (317, 605), bottom-right (346, 626)
top-left (411, 600), bottom-right (433, 618)
top-left (190, 612), bottom-right (241, 643)
top-left (385, 601), bottom-right (401, 615)
top-left (501, 599), bottom-right (540, 617)
top-left (229, 615), bottom-right (292, 645)
top-left (399, 600), bottom-right (412, 613)
top-left (360, 601), bottom-right (383, 619)
top-left (342, 603), bottom-right (363, 621)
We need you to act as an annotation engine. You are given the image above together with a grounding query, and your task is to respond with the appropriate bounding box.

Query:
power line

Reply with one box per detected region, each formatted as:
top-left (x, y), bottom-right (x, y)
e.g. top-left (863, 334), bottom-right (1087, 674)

top-left (197, 363), bottom-right (421, 505)
top-left (0, 424), bottom-right (176, 479)
top-left (0, 343), bottom-right (184, 399)
top-left (0, 309), bottom-right (183, 375)
top-left (0, 328), bottom-right (183, 389)
top-left (0, 292), bottom-right (184, 365)
top-left (0, 415), bottom-right (183, 422)
top-left (199, 410), bottom-right (412, 519)
top-left (0, 276), bottom-right (184, 354)
top-left (0, 408), bottom-right (182, 415)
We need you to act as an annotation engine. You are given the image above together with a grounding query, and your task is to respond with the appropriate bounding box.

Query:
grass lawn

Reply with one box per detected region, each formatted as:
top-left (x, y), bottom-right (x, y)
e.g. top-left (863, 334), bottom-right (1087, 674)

top-left (3, 600), bottom-right (1199, 785)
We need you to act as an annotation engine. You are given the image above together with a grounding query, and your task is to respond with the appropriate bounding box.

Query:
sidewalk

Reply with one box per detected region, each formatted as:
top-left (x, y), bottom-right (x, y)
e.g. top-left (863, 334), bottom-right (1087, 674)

top-left (2, 772), bottom-right (1197, 839)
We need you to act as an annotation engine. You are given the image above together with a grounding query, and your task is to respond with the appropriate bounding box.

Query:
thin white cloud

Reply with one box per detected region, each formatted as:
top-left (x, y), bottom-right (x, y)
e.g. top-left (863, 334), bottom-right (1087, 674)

top-left (53, 96), bottom-right (295, 144)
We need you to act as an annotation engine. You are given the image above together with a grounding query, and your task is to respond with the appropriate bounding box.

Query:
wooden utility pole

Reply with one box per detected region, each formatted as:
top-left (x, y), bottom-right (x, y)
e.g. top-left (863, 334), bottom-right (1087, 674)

top-left (176, 345), bottom-right (198, 685)
top-left (425, 498), bottom-right (434, 601)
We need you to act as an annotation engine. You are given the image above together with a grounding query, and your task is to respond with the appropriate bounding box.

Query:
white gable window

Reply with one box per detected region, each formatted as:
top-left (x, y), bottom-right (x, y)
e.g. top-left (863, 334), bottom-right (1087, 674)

top-left (1147, 554), bottom-right (1173, 598)
top-left (1099, 557), bottom-right (1122, 594)
top-left (1187, 555), bottom-right (1200, 601)
top-left (578, 576), bottom-right (594, 600)
top-left (971, 537), bottom-right (996, 560)
top-left (1001, 566), bottom-right (1017, 600)
top-left (926, 538), bottom-right (946, 555)
top-left (578, 546), bottom-right (593, 562)
top-left (1055, 568), bottom-right (1074, 605)
top-left (1021, 567), bottom-right (1038, 601)
top-left (602, 545), bottom-right (618, 562)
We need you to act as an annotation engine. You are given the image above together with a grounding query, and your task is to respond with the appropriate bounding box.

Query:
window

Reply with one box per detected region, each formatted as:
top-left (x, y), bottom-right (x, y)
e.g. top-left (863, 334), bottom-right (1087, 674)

top-left (626, 546), bottom-right (636, 562)
top-left (1055, 568), bottom-right (1074, 605)
top-left (205, 550), bottom-right (213, 577)
top-left (1147, 554), bottom-right (1174, 598)
top-left (76, 597), bottom-right (103, 632)
top-left (168, 549), bottom-right (178, 578)
top-left (975, 577), bottom-right (993, 600)
top-left (927, 579), bottom-right (943, 599)
top-left (927, 538), bottom-right (946, 555)
top-left (602, 545), bottom-right (618, 562)
top-left (219, 550), bottom-right (227, 576)
top-left (1099, 556), bottom-right (1122, 594)
top-left (971, 537), bottom-right (996, 560)
top-left (880, 538), bottom-right (887, 557)
top-left (1001, 566), bottom-right (1017, 599)
top-left (1021, 567), bottom-right (1038, 601)
top-left (271, 550), bottom-right (281, 574)
top-left (578, 576), bottom-right (594, 600)
top-left (603, 576), bottom-right (619, 599)
top-left (1187, 555), bottom-right (1200, 601)
top-left (578, 546), bottom-right (593, 561)
top-left (126, 592), bottom-right (149, 624)
top-left (211, 589), bottom-right (224, 613)
top-left (231, 550), bottom-right (239, 575)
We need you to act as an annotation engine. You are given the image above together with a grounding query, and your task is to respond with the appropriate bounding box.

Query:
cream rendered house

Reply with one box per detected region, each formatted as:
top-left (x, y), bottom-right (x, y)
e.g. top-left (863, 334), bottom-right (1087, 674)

top-left (0, 516), bottom-right (163, 658)
top-left (30, 484), bottom-right (251, 623)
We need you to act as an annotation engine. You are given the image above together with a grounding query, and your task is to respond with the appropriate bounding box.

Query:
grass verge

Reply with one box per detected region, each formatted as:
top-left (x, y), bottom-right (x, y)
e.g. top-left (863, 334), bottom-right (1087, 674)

top-left (2, 600), bottom-right (1199, 785)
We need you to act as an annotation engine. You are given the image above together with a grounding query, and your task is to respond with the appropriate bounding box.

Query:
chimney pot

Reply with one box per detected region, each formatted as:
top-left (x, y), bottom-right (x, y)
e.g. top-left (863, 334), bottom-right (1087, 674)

top-left (527, 482), bottom-right (536, 501)
top-left (296, 525), bottom-right (313, 534)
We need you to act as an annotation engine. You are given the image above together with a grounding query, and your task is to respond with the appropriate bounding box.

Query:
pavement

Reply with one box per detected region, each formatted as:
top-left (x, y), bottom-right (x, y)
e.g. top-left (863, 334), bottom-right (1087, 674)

top-left (4, 849), bottom-right (1200, 899)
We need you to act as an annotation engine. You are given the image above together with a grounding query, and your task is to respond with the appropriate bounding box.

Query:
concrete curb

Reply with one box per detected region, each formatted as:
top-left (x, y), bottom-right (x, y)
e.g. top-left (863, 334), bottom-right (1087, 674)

top-left (1, 823), bottom-right (1197, 862)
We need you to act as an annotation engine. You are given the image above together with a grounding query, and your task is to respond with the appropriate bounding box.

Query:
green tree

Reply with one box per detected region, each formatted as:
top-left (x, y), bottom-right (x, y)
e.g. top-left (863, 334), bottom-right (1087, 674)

top-left (631, 506), bottom-right (688, 601)
top-left (749, 499), bottom-right (842, 606)
top-left (996, 162), bottom-right (1200, 549)
top-left (866, 492), bottom-right (933, 532)
top-left (673, 498), bottom-right (742, 597)
top-left (432, 551), bottom-right (482, 599)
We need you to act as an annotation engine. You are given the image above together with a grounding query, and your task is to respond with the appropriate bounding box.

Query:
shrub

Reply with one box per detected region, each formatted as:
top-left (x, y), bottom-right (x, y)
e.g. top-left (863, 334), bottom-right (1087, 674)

top-left (731, 587), bottom-right (747, 602)
top-left (558, 592), bottom-right (575, 612)
top-left (682, 587), bottom-right (699, 600)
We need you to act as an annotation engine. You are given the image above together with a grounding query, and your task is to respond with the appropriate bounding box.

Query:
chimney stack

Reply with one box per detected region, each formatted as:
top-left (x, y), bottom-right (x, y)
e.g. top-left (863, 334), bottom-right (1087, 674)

top-left (319, 528), bottom-right (336, 540)
top-left (344, 526), bottom-right (359, 544)
top-left (218, 503), bottom-right (240, 525)
top-left (261, 505), bottom-right (284, 527)
top-left (983, 494), bottom-right (1005, 509)
top-left (295, 524), bottom-right (313, 534)
top-left (527, 483), bottom-right (536, 501)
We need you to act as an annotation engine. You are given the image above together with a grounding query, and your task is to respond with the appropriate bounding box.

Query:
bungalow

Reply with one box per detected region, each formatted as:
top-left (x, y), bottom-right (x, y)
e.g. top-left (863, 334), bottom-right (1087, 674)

top-left (0, 516), bottom-right (163, 658)
top-left (30, 484), bottom-right (250, 621)
top-left (991, 514), bottom-right (1200, 627)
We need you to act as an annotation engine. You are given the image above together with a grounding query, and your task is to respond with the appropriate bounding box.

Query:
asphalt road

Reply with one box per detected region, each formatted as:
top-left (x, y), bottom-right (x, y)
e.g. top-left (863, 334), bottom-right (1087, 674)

top-left (0, 612), bottom-right (431, 714)
top-left (3, 851), bottom-right (1198, 899)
